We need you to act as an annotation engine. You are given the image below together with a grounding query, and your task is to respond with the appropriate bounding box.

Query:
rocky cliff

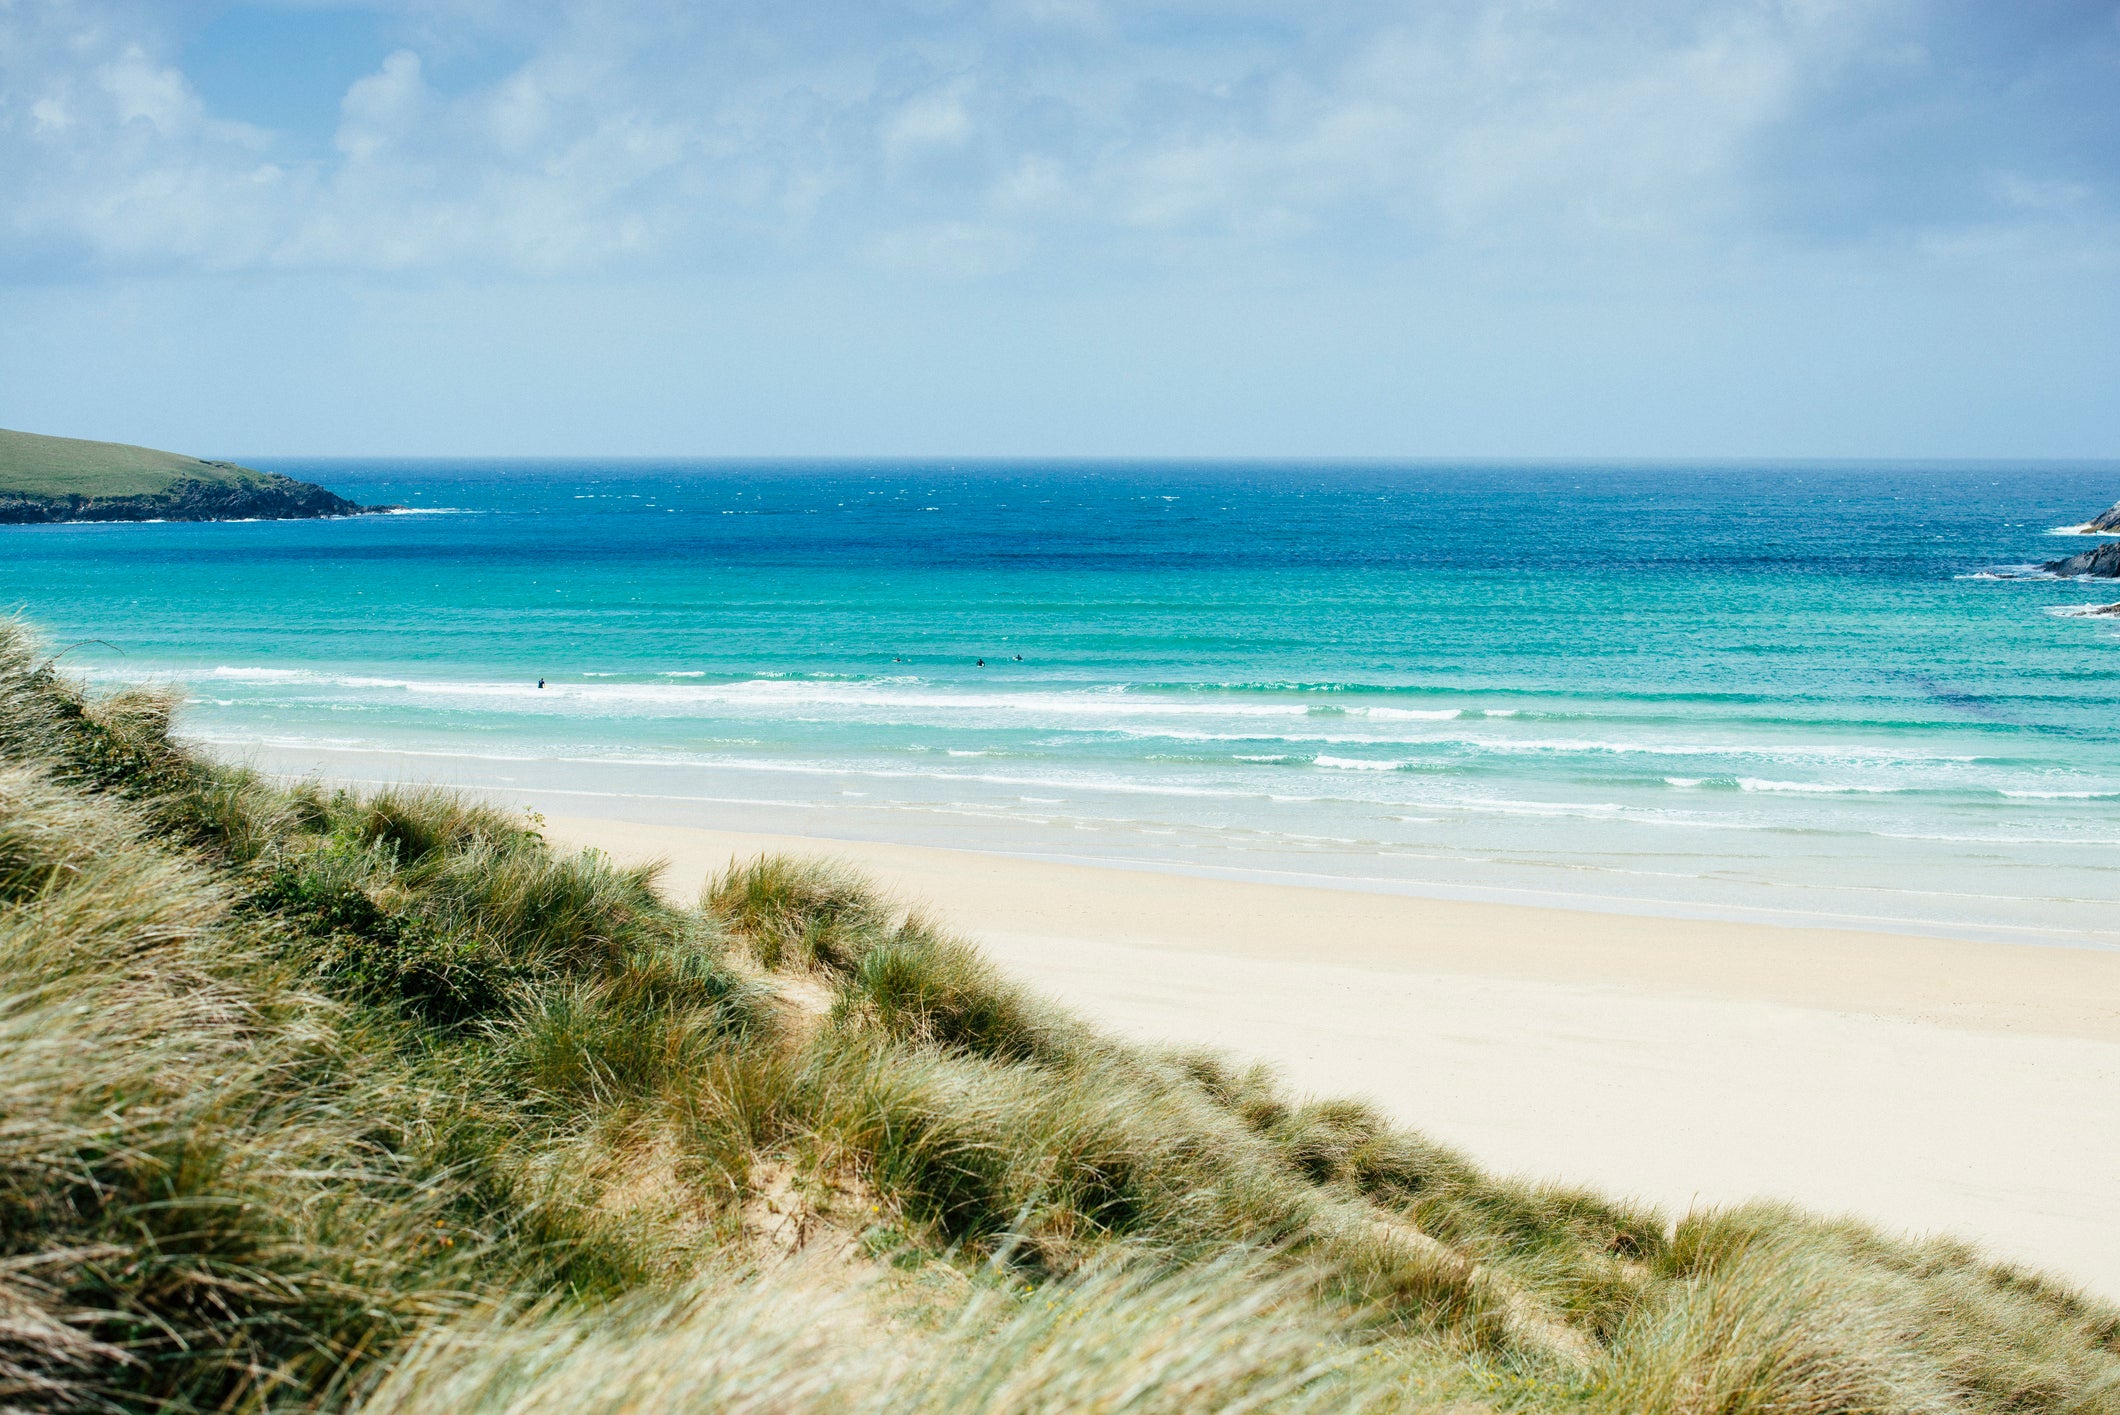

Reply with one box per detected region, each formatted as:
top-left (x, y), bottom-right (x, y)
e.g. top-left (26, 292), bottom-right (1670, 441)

top-left (2043, 540), bottom-right (2120, 578)
top-left (0, 472), bottom-right (380, 524)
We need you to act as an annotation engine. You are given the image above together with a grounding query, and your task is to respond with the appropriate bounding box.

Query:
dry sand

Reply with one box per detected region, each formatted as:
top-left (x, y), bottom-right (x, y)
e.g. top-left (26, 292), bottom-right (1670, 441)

top-left (542, 812), bottom-right (2120, 1299)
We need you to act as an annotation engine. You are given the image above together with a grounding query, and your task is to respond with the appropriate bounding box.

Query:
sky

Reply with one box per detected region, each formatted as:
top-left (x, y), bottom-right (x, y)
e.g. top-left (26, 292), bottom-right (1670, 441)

top-left (1, 0), bottom-right (2117, 458)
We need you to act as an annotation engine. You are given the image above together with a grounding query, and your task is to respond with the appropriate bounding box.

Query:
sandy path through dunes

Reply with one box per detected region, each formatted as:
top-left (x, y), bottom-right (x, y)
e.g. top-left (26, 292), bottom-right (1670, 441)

top-left (541, 813), bottom-right (2120, 1300)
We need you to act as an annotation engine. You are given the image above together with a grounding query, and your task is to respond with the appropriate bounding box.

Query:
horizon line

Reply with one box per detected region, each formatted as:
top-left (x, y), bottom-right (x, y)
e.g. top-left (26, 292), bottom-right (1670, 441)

top-left (229, 452), bottom-right (2120, 467)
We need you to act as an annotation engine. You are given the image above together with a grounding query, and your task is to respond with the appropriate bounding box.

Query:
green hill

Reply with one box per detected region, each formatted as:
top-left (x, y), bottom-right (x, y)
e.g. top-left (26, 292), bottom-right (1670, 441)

top-left (1, 617), bottom-right (2115, 1412)
top-left (0, 426), bottom-right (269, 499)
top-left (0, 427), bottom-right (377, 522)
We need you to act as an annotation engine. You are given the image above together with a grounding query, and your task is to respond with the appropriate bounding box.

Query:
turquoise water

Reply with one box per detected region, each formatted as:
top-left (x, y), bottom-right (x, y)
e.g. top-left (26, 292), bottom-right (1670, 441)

top-left (7, 459), bottom-right (2119, 944)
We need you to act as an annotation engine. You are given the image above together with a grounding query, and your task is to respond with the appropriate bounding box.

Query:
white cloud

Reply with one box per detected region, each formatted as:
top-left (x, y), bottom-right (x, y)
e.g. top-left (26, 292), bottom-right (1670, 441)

top-left (866, 217), bottom-right (1028, 277)
top-left (337, 49), bottom-right (426, 162)
top-left (1992, 172), bottom-right (2091, 214)
top-left (99, 45), bottom-right (198, 134)
top-left (0, 0), bottom-right (2114, 281)
top-left (884, 82), bottom-right (975, 160)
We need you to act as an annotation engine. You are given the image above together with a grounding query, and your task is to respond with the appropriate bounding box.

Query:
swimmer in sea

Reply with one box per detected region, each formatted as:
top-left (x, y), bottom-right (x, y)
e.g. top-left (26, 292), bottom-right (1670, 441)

top-left (537, 678), bottom-right (545, 689)
top-left (976, 658), bottom-right (985, 666)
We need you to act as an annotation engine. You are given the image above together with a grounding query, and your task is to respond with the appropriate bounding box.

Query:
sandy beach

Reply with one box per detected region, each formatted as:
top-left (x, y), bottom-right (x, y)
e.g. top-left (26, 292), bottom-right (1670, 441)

top-left (541, 812), bottom-right (2120, 1300)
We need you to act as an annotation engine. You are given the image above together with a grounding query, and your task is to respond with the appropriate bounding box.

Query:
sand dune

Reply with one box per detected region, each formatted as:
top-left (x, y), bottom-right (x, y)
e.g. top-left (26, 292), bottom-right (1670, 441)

top-left (543, 813), bottom-right (2120, 1299)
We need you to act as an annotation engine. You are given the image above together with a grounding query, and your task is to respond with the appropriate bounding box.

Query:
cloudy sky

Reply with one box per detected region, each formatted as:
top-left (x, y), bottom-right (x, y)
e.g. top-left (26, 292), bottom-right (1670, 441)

top-left (2, 0), bottom-right (2116, 457)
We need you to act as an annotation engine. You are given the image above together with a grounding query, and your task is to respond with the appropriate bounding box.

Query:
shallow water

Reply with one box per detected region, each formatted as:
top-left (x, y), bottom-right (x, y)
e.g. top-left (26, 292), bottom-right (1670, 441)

top-left (8, 459), bottom-right (2119, 945)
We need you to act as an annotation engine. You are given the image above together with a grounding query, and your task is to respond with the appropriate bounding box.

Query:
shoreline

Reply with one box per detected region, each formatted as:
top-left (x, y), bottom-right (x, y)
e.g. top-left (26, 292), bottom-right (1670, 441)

top-left (534, 813), bottom-right (2120, 1041)
top-left (508, 790), bottom-right (2120, 953)
top-left (218, 746), bottom-right (2120, 953)
top-left (540, 810), bottom-right (2120, 1299)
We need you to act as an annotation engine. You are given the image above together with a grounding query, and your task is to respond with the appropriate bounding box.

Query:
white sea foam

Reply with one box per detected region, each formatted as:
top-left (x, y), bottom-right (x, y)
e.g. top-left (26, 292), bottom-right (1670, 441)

top-left (1877, 831), bottom-right (2120, 847)
top-left (1663, 777), bottom-right (1706, 787)
top-left (188, 731), bottom-right (549, 763)
top-left (196, 670), bottom-right (1362, 718)
top-left (1313, 755), bottom-right (1403, 771)
top-left (191, 667), bottom-right (1996, 781)
top-left (1442, 797), bottom-right (1627, 818)
top-left (198, 731), bottom-right (1316, 804)
top-left (1136, 726), bottom-right (1976, 764)
top-left (1737, 778), bottom-right (1903, 795)
top-left (2046, 603), bottom-right (2120, 619)
top-left (183, 664), bottom-right (1505, 725)
top-left (208, 666), bottom-right (310, 682)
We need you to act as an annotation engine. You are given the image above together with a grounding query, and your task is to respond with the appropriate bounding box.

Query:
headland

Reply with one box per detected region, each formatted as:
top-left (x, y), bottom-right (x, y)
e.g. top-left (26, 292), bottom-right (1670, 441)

top-left (0, 426), bottom-right (386, 523)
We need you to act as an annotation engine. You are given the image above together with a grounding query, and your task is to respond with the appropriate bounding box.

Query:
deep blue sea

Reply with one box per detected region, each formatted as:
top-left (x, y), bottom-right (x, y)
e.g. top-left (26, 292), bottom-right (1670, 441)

top-left (7, 459), bottom-right (2119, 945)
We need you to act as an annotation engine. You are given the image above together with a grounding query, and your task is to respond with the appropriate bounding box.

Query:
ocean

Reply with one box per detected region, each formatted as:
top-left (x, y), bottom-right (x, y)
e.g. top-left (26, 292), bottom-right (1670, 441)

top-left (6, 459), bottom-right (2118, 947)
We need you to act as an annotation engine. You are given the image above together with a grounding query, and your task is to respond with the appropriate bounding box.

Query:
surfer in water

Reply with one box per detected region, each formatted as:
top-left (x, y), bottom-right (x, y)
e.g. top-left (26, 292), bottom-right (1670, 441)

top-left (537, 678), bottom-right (545, 689)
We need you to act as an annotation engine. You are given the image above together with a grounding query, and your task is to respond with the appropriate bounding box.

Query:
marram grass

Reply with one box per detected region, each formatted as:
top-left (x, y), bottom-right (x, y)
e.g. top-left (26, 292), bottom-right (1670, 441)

top-left (0, 618), bottom-right (2115, 1412)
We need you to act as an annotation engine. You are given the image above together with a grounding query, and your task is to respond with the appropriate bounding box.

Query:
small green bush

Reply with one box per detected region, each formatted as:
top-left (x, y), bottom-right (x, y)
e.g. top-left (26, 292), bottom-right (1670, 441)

top-left (706, 854), bottom-right (890, 969)
top-left (250, 842), bottom-right (516, 1026)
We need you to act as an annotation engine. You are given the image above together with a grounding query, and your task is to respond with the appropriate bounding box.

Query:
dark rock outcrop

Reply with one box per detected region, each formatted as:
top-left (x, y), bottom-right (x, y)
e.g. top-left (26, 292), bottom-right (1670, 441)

top-left (2043, 540), bottom-right (2120, 578)
top-left (2086, 502), bottom-right (2120, 533)
top-left (0, 473), bottom-right (389, 525)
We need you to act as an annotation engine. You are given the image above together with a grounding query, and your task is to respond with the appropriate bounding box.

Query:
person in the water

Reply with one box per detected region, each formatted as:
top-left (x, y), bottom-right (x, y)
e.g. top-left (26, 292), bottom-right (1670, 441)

top-left (537, 678), bottom-right (545, 689)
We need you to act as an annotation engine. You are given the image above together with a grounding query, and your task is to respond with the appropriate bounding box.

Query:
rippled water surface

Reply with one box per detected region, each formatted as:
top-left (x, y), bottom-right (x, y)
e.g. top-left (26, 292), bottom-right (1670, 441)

top-left (7, 459), bottom-right (2118, 944)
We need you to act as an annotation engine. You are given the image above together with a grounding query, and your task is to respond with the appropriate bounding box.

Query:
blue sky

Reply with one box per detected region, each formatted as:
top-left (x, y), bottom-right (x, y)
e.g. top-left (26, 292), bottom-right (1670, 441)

top-left (1, 0), bottom-right (2117, 457)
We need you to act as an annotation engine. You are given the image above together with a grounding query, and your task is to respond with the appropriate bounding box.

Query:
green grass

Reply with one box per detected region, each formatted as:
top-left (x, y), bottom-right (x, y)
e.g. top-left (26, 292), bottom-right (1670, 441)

top-left (0, 427), bottom-right (266, 499)
top-left (2, 614), bottom-right (2118, 1412)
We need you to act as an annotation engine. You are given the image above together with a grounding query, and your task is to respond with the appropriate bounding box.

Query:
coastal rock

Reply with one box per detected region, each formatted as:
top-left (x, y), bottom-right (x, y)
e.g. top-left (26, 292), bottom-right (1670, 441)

top-left (0, 472), bottom-right (386, 525)
top-left (2087, 502), bottom-right (2120, 533)
top-left (2042, 540), bottom-right (2120, 578)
